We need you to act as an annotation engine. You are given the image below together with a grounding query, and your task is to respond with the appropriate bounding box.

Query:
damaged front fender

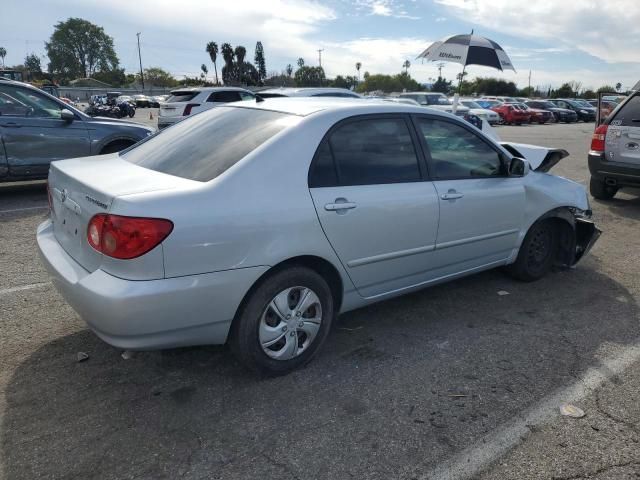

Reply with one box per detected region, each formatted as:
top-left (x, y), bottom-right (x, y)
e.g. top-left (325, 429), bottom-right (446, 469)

top-left (573, 217), bottom-right (601, 265)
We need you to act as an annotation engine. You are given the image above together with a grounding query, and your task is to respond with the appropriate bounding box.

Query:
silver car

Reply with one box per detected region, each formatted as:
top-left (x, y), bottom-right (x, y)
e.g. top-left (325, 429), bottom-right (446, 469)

top-left (0, 79), bottom-right (154, 182)
top-left (37, 98), bottom-right (600, 375)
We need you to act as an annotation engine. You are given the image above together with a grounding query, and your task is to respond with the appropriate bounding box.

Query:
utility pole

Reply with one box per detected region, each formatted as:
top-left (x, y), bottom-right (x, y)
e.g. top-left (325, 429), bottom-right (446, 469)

top-left (437, 62), bottom-right (445, 78)
top-left (136, 32), bottom-right (145, 90)
top-left (528, 70), bottom-right (531, 94)
top-left (317, 49), bottom-right (324, 68)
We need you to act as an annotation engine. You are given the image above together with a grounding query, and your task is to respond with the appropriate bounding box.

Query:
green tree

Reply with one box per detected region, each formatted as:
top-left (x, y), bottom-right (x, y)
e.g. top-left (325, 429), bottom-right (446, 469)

top-left (24, 53), bottom-right (42, 73)
top-left (581, 89), bottom-right (596, 99)
top-left (92, 68), bottom-right (125, 86)
top-left (553, 83), bottom-right (574, 98)
top-left (597, 85), bottom-right (617, 94)
top-left (221, 43), bottom-right (235, 84)
top-left (355, 62), bottom-right (362, 81)
top-left (0, 47), bottom-right (6, 68)
top-left (138, 67), bottom-right (177, 87)
top-left (330, 75), bottom-right (358, 90)
top-left (206, 41), bottom-right (219, 85)
top-left (286, 64), bottom-right (293, 77)
top-left (234, 45), bottom-right (246, 84)
top-left (297, 57), bottom-right (305, 68)
top-left (402, 60), bottom-right (411, 74)
top-left (356, 72), bottom-right (423, 93)
top-left (472, 77), bottom-right (517, 96)
top-left (295, 66), bottom-right (325, 87)
top-left (254, 41), bottom-right (267, 85)
top-left (431, 76), bottom-right (452, 94)
top-left (201, 63), bottom-right (208, 81)
top-left (45, 18), bottom-right (119, 82)
top-left (615, 82), bottom-right (622, 92)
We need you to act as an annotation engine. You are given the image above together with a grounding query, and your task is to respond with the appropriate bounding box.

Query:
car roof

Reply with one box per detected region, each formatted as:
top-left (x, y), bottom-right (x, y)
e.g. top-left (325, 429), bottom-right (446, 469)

top-left (170, 86), bottom-right (252, 93)
top-left (257, 87), bottom-right (359, 96)
top-left (225, 96), bottom-right (457, 118)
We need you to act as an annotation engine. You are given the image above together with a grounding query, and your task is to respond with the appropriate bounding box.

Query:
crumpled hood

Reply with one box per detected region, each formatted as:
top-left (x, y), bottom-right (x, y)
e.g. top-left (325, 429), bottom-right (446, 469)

top-left (500, 142), bottom-right (569, 172)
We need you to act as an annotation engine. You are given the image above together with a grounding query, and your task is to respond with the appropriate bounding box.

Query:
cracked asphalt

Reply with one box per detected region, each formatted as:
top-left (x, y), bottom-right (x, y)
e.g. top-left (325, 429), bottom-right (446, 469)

top-left (1, 120), bottom-right (640, 480)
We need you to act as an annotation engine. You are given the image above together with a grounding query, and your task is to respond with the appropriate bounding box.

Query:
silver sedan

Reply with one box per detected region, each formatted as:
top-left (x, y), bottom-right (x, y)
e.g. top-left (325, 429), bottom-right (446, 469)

top-left (37, 98), bottom-right (600, 375)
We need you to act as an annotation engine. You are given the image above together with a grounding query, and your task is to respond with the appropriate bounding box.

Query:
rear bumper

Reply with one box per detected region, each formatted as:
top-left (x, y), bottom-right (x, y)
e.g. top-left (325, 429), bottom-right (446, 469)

top-left (37, 220), bottom-right (268, 350)
top-left (588, 152), bottom-right (640, 187)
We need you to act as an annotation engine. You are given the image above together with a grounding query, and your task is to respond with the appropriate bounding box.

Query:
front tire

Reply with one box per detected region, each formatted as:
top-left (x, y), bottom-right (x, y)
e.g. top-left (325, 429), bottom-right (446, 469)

top-left (230, 267), bottom-right (334, 376)
top-left (507, 220), bottom-right (558, 282)
top-left (590, 176), bottom-right (618, 200)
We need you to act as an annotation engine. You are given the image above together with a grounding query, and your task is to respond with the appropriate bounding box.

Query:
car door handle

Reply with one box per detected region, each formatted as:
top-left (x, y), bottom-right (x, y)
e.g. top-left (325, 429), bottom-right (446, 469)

top-left (3, 122), bottom-right (21, 128)
top-left (325, 200), bottom-right (357, 211)
top-left (440, 191), bottom-right (464, 200)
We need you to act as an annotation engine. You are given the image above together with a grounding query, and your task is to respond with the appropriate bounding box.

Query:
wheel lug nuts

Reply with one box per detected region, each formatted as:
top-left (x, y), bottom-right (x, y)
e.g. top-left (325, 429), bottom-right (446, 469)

top-left (296, 311), bottom-right (301, 317)
top-left (286, 314), bottom-right (291, 319)
top-left (290, 331), bottom-right (295, 337)
top-left (282, 326), bottom-right (288, 332)
top-left (298, 322), bottom-right (304, 328)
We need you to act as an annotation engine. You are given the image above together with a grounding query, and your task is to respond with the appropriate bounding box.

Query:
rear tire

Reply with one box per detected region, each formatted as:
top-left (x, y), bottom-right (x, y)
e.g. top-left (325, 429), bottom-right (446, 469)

top-left (229, 267), bottom-right (334, 376)
top-left (507, 220), bottom-right (558, 282)
top-left (590, 176), bottom-right (618, 200)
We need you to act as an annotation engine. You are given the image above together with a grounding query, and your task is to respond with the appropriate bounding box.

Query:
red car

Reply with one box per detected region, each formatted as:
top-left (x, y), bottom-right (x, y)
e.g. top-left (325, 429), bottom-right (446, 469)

top-left (518, 103), bottom-right (554, 124)
top-left (491, 103), bottom-right (531, 125)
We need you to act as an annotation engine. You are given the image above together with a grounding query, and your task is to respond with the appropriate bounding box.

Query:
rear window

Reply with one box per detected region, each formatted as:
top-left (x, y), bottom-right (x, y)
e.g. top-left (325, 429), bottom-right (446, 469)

top-left (122, 107), bottom-right (297, 182)
top-left (166, 91), bottom-right (199, 102)
top-left (610, 94), bottom-right (640, 127)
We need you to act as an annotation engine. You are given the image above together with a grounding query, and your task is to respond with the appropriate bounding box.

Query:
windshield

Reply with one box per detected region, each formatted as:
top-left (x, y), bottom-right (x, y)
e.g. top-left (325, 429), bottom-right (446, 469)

top-left (122, 107), bottom-right (299, 182)
top-left (166, 91), bottom-right (200, 102)
top-left (427, 95), bottom-right (450, 105)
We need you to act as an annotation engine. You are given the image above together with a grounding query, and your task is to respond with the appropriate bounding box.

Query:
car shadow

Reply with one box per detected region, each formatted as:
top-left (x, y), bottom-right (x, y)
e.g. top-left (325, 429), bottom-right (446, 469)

top-left (592, 188), bottom-right (640, 221)
top-left (2, 265), bottom-right (639, 479)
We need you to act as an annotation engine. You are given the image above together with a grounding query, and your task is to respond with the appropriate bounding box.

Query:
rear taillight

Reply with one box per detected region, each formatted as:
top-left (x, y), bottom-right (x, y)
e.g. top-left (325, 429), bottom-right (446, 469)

top-left (183, 103), bottom-right (200, 116)
top-left (591, 124), bottom-right (608, 153)
top-left (87, 214), bottom-right (173, 259)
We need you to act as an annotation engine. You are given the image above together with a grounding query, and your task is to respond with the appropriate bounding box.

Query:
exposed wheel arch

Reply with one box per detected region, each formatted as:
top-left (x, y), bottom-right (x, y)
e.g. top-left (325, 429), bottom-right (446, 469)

top-left (526, 207), bottom-right (577, 269)
top-left (99, 139), bottom-right (137, 155)
top-left (229, 255), bottom-right (344, 343)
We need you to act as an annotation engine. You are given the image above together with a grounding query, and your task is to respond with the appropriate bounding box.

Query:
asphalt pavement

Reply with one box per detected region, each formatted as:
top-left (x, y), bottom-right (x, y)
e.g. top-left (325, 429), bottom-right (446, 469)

top-left (1, 120), bottom-right (640, 480)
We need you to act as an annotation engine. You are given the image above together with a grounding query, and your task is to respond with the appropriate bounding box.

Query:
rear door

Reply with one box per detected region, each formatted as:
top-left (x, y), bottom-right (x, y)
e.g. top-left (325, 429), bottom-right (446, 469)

top-left (414, 115), bottom-right (525, 274)
top-left (606, 94), bottom-right (640, 166)
top-left (0, 84), bottom-right (89, 179)
top-left (309, 115), bottom-right (440, 298)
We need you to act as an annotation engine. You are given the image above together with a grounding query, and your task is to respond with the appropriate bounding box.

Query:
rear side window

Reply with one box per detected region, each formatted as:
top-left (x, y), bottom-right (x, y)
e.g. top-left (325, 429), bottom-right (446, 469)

top-left (310, 117), bottom-right (421, 187)
top-left (166, 91), bottom-right (199, 102)
top-left (610, 95), bottom-right (640, 127)
top-left (122, 107), bottom-right (296, 182)
top-left (208, 91), bottom-right (242, 103)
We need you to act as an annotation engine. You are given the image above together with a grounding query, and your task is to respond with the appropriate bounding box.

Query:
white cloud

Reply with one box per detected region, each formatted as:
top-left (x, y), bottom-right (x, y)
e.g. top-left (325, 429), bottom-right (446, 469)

top-left (435, 0), bottom-right (640, 64)
top-left (356, 0), bottom-right (420, 19)
top-left (435, 17), bottom-right (447, 22)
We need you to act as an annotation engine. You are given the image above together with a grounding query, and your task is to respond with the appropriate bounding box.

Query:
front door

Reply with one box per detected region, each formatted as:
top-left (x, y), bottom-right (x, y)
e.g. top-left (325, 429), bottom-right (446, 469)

top-left (413, 116), bottom-right (525, 275)
top-left (0, 84), bottom-right (90, 179)
top-left (309, 115), bottom-right (440, 298)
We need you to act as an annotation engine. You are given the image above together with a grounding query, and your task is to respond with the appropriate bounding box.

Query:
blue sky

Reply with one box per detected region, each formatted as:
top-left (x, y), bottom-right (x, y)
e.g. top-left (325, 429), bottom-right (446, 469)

top-left (2, 0), bottom-right (639, 90)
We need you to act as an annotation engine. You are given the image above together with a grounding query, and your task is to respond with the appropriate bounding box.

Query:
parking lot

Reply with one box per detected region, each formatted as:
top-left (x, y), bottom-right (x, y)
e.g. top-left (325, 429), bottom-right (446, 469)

top-left (2, 121), bottom-right (640, 479)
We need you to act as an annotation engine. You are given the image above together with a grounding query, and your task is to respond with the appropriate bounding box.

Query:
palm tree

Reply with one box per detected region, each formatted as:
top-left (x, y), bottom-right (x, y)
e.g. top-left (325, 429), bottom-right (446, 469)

top-left (221, 43), bottom-right (234, 84)
top-left (234, 45), bottom-right (247, 84)
top-left (297, 57), bottom-right (305, 68)
top-left (201, 64), bottom-right (208, 82)
top-left (0, 47), bottom-right (6, 68)
top-left (355, 62), bottom-right (362, 82)
top-left (402, 60), bottom-right (411, 74)
top-left (286, 64), bottom-right (293, 77)
top-left (206, 42), bottom-right (219, 85)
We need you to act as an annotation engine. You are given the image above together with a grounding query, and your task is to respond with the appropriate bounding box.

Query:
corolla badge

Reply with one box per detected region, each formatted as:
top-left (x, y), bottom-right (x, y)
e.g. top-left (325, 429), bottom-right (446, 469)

top-left (60, 188), bottom-right (68, 202)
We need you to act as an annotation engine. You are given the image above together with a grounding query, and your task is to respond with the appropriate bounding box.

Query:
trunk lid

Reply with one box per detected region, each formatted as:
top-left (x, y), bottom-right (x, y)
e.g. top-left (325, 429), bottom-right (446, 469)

top-left (606, 93), bottom-right (640, 165)
top-left (48, 154), bottom-right (193, 272)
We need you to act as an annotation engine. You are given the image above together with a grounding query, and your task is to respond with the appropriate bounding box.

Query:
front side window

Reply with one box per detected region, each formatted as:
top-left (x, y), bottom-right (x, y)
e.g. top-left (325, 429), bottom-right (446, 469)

top-left (417, 118), bottom-right (503, 179)
top-left (239, 91), bottom-right (255, 101)
top-left (0, 85), bottom-right (62, 118)
top-left (310, 117), bottom-right (421, 187)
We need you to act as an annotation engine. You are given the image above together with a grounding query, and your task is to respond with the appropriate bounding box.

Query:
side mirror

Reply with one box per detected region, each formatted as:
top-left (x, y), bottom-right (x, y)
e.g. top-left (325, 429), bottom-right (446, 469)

top-left (60, 109), bottom-right (74, 123)
top-left (509, 157), bottom-right (528, 177)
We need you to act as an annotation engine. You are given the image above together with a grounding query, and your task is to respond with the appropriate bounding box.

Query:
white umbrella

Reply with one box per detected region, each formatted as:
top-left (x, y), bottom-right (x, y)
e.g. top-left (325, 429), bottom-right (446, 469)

top-left (417, 32), bottom-right (516, 73)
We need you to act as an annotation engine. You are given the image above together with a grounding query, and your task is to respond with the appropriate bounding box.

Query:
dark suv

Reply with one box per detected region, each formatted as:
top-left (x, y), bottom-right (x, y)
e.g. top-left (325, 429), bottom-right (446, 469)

top-left (0, 79), bottom-right (154, 182)
top-left (588, 89), bottom-right (640, 200)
